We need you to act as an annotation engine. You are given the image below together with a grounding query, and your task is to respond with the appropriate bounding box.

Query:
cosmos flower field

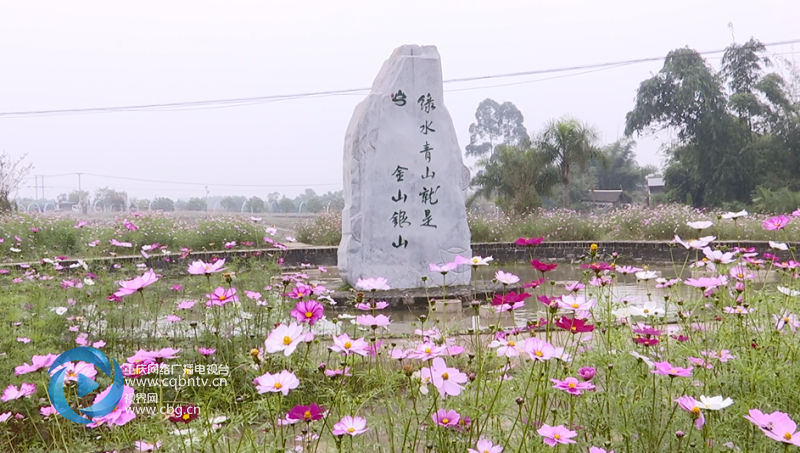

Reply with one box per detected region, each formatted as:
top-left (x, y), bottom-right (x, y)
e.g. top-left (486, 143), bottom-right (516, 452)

top-left (1, 212), bottom-right (800, 452)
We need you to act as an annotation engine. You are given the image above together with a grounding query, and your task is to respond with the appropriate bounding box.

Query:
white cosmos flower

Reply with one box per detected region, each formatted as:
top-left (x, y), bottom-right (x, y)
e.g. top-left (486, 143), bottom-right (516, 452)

top-left (612, 306), bottom-right (635, 320)
top-left (687, 221), bottom-right (714, 230)
top-left (635, 270), bottom-right (658, 280)
top-left (778, 286), bottom-right (800, 297)
top-left (51, 307), bottom-right (68, 315)
top-left (702, 247), bottom-right (735, 264)
top-left (83, 278), bottom-right (95, 286)
top-left (721, 210), bottom-right (748, 219)
top-left (696, 395), bottom-right (734, 410)
top-left (673, 235), bottom-right (716, 250)
top-left (630, 351), bottom-right (656, 368)
top-left (630, 301), bottom-right (665, 317)
top-left (9, 248), bottom-right (21, 253)
top-left (769, 241), bottom-right (789, 251)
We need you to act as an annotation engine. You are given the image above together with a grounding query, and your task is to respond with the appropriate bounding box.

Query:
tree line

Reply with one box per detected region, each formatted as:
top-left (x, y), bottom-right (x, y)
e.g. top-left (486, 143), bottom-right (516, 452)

top-left (467, 37), bottom-right (800, 213)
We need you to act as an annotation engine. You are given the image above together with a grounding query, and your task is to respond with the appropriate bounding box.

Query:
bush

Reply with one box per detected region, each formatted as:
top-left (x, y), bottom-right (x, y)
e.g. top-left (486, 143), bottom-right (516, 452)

top-left (296, 211), bottom-right (341, 245)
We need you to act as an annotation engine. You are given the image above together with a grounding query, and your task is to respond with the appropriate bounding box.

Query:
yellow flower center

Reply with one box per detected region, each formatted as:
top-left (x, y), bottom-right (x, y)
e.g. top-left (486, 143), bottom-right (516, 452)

top-left (305, 311), bottom-right (313, 318)
top-left (67, 371), bottom-right (77, 378)
top-left (737, 273), bottom-right (744, 278)
top-left (535, 351), bottom-right (543, 357)
top-left (571, 303), bottom-right (579, 308)
top-left (568, 382), bottom-right (576, 388)
top-left (344, 341), bottom-right (352, 349)
top-left (251, 348), bottom-right (259, 356)
top-left (785, 317), bottom-right (791, 323)
top-left (644, 308), bottom-right (650, 313)
top-left (442, 418), bottom-right (449, 424)
top-left (182, 414), bottom-right (190, 421)
top-left (670, 369), bottom-right (678, 374)
top-left (785, 432), bottom-right (793, 440)
top-left (425, 347), bottom-right (432, 354)
top-left (472, 258), bottom-right (479, 263)
top-left (554, 434), bottom-right (561, 440)
top-left (347, 427), bottom-right (355, 433)
top-left (283, 336), bottom-right (292, 345)
top-left (441, 372), bottom-right (449, 380)
top-left (507, 341), bottom-right (515, 347)
top-left (691, 407), bottom-right (700, 414)
top-left (571, 326), bottom-right (577, 331)
top-left (304, 411), bottom-right (312, 419)
top-left (219, 295), bottom-right (226, 301)
top-left (274, 382), bottom-right (282, 389)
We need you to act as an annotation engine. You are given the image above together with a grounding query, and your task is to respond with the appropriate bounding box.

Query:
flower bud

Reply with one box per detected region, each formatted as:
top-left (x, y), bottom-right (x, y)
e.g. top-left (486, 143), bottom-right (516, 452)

top-left (515, 397), bottom-right (524, 406)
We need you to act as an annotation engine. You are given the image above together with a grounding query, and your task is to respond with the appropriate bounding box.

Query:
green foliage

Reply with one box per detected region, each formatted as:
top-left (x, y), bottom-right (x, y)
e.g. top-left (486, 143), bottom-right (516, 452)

top-left (296, 210), bottom-right (341, 245)
top-left (278, 197), bottom-right (296, 213)
top-left (538, 116), bottom-right (602, 208)
top-left (150, 197), bottom-right (175, 211)
top-left (244, 196), bottom-right (266, 213)
top-left (470, 145), bottom-right (560, 214)
top-left (751, 186), bottom-right (800, 214)
top-left (465, 98), bottom-right (528, 157)
top-left (185, 197), bottom-right (207, 211)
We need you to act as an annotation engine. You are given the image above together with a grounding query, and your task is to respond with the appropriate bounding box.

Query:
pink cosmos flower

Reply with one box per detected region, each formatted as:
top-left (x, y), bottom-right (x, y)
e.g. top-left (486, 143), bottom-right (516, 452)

top-left (109, 239), bottom-right (133, 247)
top-left (558, 294), bottom-right (596, 311)
top-left (652, 361), bottom-right (693, 377)
top-left (420, 357), bottom-right (468, 398)
top-left (356, 301), bottom-right (389, 310)
top-left (551, 377), bottom-right (596, 395)
top-left (198, 348), bottom-right (216, 356)
top-left (264, 323), bottom-right (305, 356)
top-left (74, 221), bottom-right (88, 228)
top-left (724, 306), bottom-right (753, 315)
top-left (407, 342), bottom-right (447, 360)
top-left (134, 440), bottom-right (163, 452)
top-left (356, 314), bottom-right (391, 328)
top-left (565, 282), bottom-right (586, 292)
top-left (166, 315), bottom-right (181, 322)
top-left (764, 215), bottom-right (791, 231)
top-left (355, 277), bottom-right (390, 291)
top-left (578, 366), bottom-right (596, 381)
top-left (432, 409), bottom-right (460, 427)
top-left (140, 348), bottom-right (181, 361)
top-left (114, 269), bottom-right (159, 298)
top-left (50, 361), bottom-right (97, 383)
top-left (253, 370), bottom-right (300, 396)
top-left (15, 354), bottom-right (59, 375)
top-left (205, 287), bottom-right (239, 307)
top-left (2, 383), bottom-right (36, 402)
top-left (676, 396), bottom-right (705, 429)
top-left (187, 259), bottom-right (226, 275)
top-left (537, 424), bottom-right (577, 446)
top-left (747, 410), bottom-right (800, 445)
top-left (468, 438), bottom-right (504, 453)
top-left (288, 284), bottom-right (313, 299)
top-left (87, 385), bottom-right (136, 427)
top-left (430, 262), bottom-right (458, 273)
top-left (523, 338), bottom-right (557, 361)
top-left (40, 406), bottom-right (58, 418)
top-left (329, 333), bottom-right (369, 356)
top-left (177, 300), bottom-right (195, 310)
top-left (616, 265), bottom-right (642, 275)
top-left (488, 337), bottom-right (521, 357)
top-left (332, 416), bottom-right (368, 436)
top-left (290, 300), bottom-right (324, 325)
top-left (495, 270), bottom-right (520, 285)
top-left (684, 276), bottom-right (726, 290)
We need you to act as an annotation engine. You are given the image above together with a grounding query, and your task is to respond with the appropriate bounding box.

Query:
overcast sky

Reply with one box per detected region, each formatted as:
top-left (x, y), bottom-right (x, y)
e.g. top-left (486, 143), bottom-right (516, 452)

top-left (1, 0), bottom-right (798, 202)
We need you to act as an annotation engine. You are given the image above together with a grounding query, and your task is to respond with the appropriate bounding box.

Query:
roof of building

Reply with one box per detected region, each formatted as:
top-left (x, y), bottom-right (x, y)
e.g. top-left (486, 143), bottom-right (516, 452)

top-left (647, 177), bottom-right (664, 187)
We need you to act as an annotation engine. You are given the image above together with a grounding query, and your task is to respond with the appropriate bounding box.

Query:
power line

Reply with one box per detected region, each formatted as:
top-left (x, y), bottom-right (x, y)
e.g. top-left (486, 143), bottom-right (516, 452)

top-left (2, 38), bottom-right (798, 119)
top-left (23, 172), bottom-right (341, 188)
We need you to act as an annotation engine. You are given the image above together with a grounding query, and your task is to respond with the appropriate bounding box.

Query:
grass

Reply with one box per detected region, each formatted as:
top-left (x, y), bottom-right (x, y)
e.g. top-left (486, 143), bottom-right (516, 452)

top-left (0, 225), bottom-right (799, 452)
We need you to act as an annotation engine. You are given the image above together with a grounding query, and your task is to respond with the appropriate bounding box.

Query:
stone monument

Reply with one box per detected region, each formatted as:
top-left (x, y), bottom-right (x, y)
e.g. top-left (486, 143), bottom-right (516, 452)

top-left (338, 45), bottom-right (472, 290)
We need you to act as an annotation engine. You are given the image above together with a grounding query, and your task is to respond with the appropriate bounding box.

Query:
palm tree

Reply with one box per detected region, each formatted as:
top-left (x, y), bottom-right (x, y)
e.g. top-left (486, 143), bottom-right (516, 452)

top-left (469, 145), bottom-right (560, 214)
top-left (538, 117), bottom-right (602, 208)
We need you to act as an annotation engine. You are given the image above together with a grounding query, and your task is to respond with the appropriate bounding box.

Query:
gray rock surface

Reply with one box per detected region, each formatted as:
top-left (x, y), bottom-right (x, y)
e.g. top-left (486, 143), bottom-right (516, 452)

top-left (338, 45), bottom-right (472, 289)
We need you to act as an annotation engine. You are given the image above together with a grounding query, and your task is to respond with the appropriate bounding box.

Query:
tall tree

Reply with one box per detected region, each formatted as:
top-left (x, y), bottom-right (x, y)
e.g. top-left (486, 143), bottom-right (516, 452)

top-left (465, 99), bottom-right (529, 158)
top-left (470, 145), bottom-right (560, 214)
top-left (589, 139), bottom-right (656, 193)
top-left (538, 117), bottom-right (602, 208)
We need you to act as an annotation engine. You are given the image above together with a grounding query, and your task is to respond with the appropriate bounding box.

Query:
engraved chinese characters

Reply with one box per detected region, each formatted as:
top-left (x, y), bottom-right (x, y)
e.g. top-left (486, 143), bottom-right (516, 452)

top-left (338, 45), bottom-right (472, 290)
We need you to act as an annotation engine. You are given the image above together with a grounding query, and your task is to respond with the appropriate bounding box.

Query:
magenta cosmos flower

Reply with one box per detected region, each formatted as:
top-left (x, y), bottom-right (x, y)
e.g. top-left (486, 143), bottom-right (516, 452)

top-left (198, 348), bottom-right (216, 356)
top-left (114, 269), bottom-right (159, 298)
top-left (332, 416), bottom-right (368, 436)
top-left (652, 361), bottom-right (693, 377)
top-left (515, 236), bottom-right (544, 246)
top-left (468, 438), bottom-right (504, 453)
top-left (432, 409), bottom-right (460, 427)
top-left (15, 354), bottom-right (59, 375)
top-left (556, 316), bottom-right (594, 334)
top-left (420, 357), bottom-right (468, 398)
top-left (205, 287), bottom-right (238, 307)
top-left (551, 377), bottom-right (596, 395)
top-left (290, 300), bottom-right (324, 325)
top-left (537, 424), bottom-right (577, 446)
top-left (676, 396), bottom-right (705, 430)
top-left (764, 215), bottom-right (791, 231)
top-left (287, 403), bottom-right (325, 422)
top-left (187, 259), bottom-right (226, 275)
top-left (253, 370), bottom-right (299, 396)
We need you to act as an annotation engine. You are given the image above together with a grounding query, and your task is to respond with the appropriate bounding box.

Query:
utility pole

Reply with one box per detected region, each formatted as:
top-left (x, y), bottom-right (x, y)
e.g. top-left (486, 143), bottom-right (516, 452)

top-left (34, 175), bottom-right (38, 200)
top-left (205, 186), bottom-right (209, 212)
top-left (41, 176), bottom-right (45, 199)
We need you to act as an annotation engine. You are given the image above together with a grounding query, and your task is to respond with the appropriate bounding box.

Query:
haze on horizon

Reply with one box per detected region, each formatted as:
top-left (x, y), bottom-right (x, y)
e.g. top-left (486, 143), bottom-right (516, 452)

top-left (1, 0), bottom-right (798, 202)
